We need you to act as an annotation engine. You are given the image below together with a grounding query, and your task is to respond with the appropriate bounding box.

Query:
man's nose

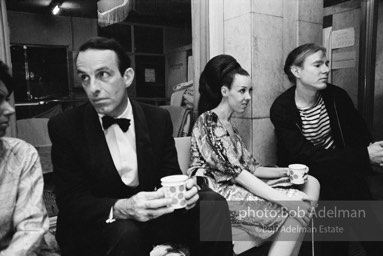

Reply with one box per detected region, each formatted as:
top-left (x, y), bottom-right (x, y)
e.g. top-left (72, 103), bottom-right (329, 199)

top-left (89, 78), bottom-right (101, 95)
top-left (3, 101), bottom-right (15, 116)
top-left (322, 64), bottom-right (330, 74)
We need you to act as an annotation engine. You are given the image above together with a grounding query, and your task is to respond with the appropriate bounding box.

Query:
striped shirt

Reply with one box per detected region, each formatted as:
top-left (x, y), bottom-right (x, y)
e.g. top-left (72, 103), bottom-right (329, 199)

top-left (297, 95), bottom-right (335, 149)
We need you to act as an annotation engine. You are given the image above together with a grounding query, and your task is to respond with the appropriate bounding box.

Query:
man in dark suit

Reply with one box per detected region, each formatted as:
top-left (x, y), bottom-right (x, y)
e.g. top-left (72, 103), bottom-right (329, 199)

top-left (48, 37), bottom-right (232, 256)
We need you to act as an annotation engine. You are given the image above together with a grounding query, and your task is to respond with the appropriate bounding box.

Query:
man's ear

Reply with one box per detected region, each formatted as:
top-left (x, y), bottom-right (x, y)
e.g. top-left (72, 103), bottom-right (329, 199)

top-left (221, 86), bottom-right (229, 96)
top-left (123, 68), bottom-right (135, 89)
top-left (290, 66), bottom-right (301, 79)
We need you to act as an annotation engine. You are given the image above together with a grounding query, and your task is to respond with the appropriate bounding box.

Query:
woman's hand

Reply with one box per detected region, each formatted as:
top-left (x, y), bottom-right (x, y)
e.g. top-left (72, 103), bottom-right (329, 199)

top-left (284, 167), bottom-right (309, 183)
top-left (236, 170), bottom-right (314, 226)
top-left (279, 194), bottom-right (314, 226)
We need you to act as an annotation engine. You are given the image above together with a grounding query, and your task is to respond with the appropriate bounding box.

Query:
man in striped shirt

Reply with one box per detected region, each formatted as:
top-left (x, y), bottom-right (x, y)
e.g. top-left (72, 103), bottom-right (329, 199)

top-left (298, 95), bottom-right (335, 150)
top-left (271, 43), bottom-right (383, 255)
top-left (271, 43), bottom-right (383, 200)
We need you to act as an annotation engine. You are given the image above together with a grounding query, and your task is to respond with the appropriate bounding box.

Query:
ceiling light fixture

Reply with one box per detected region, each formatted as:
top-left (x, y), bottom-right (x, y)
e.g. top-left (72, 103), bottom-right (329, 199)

top-left (98, 0), bottom-right (133, 27)
top-left (52, 4), bottom-right (61, 15)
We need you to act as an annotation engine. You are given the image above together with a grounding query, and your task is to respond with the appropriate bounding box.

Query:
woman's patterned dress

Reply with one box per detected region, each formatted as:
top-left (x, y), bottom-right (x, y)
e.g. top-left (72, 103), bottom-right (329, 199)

top-left (188, 111), bottom-right (306, 245)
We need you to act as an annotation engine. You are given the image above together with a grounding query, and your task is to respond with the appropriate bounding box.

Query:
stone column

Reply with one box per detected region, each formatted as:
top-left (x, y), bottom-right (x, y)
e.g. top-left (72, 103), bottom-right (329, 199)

top-left (192, 0), bottom-right (323, 165)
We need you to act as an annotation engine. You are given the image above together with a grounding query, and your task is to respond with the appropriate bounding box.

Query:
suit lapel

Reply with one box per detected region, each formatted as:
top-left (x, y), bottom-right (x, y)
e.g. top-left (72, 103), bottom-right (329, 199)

top-left (82, 101), bottom-right (155, 192)
top-left (82, 104), bottom-right (122, 183)
top-left (131, 100), bottom-right (155, 191)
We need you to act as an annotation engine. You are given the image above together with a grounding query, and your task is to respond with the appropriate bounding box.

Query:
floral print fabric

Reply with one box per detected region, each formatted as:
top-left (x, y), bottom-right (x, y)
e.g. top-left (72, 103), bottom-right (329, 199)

top-left (188, 111), bottom-right (306, 245)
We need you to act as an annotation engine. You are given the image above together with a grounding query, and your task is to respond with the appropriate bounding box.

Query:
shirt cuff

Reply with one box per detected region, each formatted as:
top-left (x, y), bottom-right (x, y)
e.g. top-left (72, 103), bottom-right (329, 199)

top-left (106, 207), bottom-right (116, 223)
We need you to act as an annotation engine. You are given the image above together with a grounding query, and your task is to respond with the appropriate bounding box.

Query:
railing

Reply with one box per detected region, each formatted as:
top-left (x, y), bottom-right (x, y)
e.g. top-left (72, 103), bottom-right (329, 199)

top-left (15, 97), bottom-right (89, 107)
top-left (15, 97), bottom-right (170, 107)
top-left (133, 97), bottom-right (170, 106)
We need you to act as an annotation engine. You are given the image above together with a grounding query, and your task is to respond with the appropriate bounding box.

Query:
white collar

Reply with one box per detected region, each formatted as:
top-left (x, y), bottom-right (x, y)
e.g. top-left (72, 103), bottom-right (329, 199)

top-left (98, 97), bottom-right (133, 130)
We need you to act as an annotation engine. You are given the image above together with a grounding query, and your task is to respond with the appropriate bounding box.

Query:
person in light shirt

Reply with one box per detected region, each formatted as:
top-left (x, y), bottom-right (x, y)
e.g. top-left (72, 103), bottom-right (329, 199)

top-left (0, 60), bottom-right (49, 256)
top-left (48, 37), bottom-right (233, 256)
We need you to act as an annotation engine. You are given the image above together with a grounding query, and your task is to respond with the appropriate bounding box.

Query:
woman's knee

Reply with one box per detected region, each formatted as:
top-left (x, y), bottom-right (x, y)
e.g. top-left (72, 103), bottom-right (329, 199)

top-left (306, 175), bottom-right (320, 199)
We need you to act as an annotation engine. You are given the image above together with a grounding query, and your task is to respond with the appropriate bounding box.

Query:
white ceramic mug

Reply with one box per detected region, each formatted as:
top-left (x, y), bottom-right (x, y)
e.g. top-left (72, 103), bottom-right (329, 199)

top-left (161, 175), bottom-right (188, 209)
top-left (288, 164), bottom-right (309, 185)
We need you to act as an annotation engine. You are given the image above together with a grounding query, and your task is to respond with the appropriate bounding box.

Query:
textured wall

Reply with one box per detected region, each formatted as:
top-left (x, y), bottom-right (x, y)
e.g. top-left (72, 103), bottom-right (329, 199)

top-left (324, 0), bottom-right (361, 105)
top-left (373, 2), bottom-right (383, 140)
top-left (8, 11), bottom-right (97, 52)
top-left (221, 0), bottom-right (323, 165)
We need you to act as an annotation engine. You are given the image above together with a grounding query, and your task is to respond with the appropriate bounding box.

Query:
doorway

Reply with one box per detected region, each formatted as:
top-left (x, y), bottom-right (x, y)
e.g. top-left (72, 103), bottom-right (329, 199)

top-left (373, 0), bottom-right (383, 140)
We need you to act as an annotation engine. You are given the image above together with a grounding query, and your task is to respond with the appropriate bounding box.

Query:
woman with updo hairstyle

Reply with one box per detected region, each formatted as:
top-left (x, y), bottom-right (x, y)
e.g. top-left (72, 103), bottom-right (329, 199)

top-left (197, 54), bottom-right (249, 115)
top-left (188, 54), bottom-right (320, 256)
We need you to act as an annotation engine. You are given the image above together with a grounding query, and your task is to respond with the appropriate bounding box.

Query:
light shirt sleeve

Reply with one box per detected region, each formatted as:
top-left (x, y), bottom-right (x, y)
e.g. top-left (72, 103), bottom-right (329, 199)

top-left (0, 139), bottom-right (49, 256)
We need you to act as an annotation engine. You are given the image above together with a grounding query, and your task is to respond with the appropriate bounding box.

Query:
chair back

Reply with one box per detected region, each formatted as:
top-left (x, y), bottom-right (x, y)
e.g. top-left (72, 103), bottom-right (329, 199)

top-left (16, 118), bottom-right (51, 146)
top-left (160, 105), bottom-right (193, 137)
top-left (174, 137), bottom-right (191, 174)
top-left (16, 118), bottom-right (52, 173)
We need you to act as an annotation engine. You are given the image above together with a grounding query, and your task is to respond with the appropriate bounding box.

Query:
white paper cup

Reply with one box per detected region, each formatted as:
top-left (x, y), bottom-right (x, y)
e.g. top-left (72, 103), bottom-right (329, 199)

top-left (288, 164), bottom-right (309, 185)
top-left (161, 175), bottom-right (188, 209)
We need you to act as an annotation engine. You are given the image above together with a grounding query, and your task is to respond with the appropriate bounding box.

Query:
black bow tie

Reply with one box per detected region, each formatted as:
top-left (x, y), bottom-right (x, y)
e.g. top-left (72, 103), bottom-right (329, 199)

top-left (102, 116), bottom-right (131, 132)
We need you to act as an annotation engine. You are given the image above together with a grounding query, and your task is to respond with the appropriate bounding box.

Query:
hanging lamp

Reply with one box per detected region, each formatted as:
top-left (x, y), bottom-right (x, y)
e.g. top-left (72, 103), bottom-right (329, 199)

top-left (97, 0), bottom-right (134, 27)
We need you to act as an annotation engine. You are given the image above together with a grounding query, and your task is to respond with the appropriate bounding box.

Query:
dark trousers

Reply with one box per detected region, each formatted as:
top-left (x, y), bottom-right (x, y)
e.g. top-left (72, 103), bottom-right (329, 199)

top-left (315, 172), bottom-right (372, 201)
top-left (66, 187), bottom-right (232, 256)
top-left (311, 173), bottom-right (383, 256)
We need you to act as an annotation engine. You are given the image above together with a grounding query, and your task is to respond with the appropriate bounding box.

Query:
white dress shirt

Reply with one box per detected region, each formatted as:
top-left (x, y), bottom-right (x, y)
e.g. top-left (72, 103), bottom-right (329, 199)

top-left (98, 98), bottom-right (139, 187)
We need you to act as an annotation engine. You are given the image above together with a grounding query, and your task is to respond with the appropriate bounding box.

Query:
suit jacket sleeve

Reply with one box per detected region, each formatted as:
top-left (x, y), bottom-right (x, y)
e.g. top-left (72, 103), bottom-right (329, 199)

top-left (48, 116), bottom-right (118, 226)
top-left (156, 108), bottom-right (183, 178)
